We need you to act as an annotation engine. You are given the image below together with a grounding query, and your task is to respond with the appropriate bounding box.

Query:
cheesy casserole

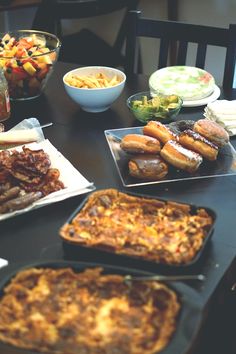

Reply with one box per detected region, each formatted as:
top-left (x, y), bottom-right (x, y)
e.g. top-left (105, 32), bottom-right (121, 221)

top-left (60, 189), bottom-right (214, 265)
top-left (0, 267), bottom-right (180, 354)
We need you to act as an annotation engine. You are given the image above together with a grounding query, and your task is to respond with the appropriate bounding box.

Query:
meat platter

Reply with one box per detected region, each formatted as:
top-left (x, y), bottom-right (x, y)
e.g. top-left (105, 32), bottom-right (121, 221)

top-left (0, 139), bottom-right (94, 221)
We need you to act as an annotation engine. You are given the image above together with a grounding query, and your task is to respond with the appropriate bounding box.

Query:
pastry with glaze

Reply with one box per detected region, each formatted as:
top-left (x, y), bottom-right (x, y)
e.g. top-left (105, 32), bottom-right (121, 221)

top-left (128, 154), bottom-right (168, 180)
top-left (179, 129), bottom-right (218, 161)
top-left (120, 134), bottom-right (161, 154)
top-left (160, 140), bottom-right (203, 173)
top-left (143, 121), bottom-right (178, 145)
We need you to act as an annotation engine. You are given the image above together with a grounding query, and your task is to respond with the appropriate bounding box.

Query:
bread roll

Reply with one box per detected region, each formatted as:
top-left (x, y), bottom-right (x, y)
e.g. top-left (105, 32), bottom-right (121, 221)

top-left (128, 154), bottom-right (168, 180)
top-left (0, 129), bottom-right (40, 146)
top-left (143, 121), bottom-right (178, 144)
top-left (160, 140), bottom-right (203, 173)
top-left (179, 129), bottom-right (218, 161)
top-left (120, 134), bottom-right (161, 154)
top-left (193, 119), bottom-right (229, 147)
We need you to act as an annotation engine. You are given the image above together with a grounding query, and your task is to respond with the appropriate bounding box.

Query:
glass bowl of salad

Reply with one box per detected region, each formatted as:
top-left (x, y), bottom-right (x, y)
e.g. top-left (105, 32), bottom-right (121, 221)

top-left (0, 30), bottom-right (61, 100)
top-left (127, 91), bottom-right (183, 124)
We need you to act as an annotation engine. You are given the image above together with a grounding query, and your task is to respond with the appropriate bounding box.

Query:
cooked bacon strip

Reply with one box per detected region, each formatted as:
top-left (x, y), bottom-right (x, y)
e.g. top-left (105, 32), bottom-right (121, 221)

top-left (10, 147), bottom-right (51, 180)
top-left (0, 146), bottom-right (64, 213)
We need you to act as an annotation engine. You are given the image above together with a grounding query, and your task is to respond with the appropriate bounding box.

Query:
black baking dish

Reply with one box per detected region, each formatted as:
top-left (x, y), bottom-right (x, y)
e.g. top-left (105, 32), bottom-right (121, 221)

top-left (59, 189), bottom-right (216, 273)
top-left (0, 260), bottom-right (203, 354)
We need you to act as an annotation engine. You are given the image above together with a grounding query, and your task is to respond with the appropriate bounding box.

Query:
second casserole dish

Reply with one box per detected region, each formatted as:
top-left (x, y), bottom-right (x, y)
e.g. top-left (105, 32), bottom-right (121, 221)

top-left (59, 189), bottom-right (216, 269)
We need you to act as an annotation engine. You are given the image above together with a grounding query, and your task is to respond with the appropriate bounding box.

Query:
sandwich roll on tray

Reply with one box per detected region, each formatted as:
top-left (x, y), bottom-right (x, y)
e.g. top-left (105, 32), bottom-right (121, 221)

top-left (179, 129), bottom-right (219, 161)
top-left (160, 140), bottom-right (203, 173)
top-left (120, 134), bottom-right (161, 154)
top-left (143, 121), bottom-right (178, 144)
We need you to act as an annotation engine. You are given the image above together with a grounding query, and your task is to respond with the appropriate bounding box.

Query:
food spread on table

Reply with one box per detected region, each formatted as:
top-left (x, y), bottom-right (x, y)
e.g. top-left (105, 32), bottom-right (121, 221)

top-left (0, 32), bottom-right (58, 99)
top-left (60, 188), bottom-right (214, 266)
top-left (0, 52), bottom-right (234, 354)
top-left (0, 266), bottom-right (180, 354)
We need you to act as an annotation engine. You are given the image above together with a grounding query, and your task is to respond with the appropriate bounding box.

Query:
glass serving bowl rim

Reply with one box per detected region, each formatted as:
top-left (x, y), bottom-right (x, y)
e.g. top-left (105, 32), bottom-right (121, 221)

top-left (0, 29), bottom-right (61, 59)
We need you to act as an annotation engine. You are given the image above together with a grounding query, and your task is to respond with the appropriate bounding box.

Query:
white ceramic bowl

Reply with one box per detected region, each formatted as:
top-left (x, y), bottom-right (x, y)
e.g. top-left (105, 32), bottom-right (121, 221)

top-left (63, 66), bottom-right (126, 112)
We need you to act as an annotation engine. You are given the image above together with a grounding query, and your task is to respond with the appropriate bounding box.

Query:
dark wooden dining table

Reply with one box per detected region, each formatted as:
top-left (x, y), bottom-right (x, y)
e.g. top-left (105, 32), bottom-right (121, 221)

top-left (0, 0), bottom-right (40, 12)
top-left (0, 61), bottom-right (236, 354)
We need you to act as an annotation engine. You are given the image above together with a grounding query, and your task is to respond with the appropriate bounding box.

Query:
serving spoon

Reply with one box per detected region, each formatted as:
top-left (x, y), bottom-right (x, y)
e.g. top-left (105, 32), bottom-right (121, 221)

top-left (124, 274), bottom-right (205, 283)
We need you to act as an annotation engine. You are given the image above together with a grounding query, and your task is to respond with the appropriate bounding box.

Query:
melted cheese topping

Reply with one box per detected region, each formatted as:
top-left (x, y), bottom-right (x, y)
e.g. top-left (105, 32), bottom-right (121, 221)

top-left (60, 189), bottom-right (213, 265)
top-left (0, 267), bottom-right (180, 354)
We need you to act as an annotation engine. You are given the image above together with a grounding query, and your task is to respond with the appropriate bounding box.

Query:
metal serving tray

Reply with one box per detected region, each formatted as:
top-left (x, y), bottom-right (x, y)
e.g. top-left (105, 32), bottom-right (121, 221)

top-left (0, 260), bottom-right (203, 354)
top-left (104, 126), bottom-right (236, 187)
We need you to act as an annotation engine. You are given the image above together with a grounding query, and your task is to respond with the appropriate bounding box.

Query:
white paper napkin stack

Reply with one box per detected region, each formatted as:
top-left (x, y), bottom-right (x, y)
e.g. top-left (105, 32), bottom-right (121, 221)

top-left (204, 100), bottom-right (236, 136)
top-left (0, 258), bottom-right (8, 269)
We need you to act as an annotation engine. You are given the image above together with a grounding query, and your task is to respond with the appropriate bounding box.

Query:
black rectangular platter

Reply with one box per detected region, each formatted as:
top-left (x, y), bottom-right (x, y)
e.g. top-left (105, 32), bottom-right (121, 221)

top-left (60, 190), bottom-right (216, 273)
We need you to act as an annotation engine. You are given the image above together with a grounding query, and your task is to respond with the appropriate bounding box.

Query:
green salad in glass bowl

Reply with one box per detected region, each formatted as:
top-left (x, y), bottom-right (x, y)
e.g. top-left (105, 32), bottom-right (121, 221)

top-left (127, 91), bottom-right (183, 123)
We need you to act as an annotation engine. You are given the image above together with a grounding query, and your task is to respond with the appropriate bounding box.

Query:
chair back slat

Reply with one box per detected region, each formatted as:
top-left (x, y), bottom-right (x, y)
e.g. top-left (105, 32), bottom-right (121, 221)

top-left (158, 39), bottom-right (170, 68)
top-left (176, 41), bottom-right (188, 65)
top-left (223, 24), bottom-right (236, 89)
top-left (195, 43), bottom-right (207, 68)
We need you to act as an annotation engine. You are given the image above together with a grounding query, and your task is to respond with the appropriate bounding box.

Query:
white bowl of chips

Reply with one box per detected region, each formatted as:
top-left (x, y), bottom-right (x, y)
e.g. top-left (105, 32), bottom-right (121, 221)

top-left (63, 66), bottom-right (126, 112)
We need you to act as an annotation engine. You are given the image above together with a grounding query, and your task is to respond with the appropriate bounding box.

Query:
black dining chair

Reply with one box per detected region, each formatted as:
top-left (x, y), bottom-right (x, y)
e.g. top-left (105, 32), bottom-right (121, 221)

top-left (32, 0), bottom-right (139, 67)
top-left (124, 10), bottom-right (236, 89)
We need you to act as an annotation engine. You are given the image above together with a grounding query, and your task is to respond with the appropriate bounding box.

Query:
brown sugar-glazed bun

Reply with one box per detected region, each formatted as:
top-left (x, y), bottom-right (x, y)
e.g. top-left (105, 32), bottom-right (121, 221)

top-left (160, 140), bottom-right (203, 173)
top-left (193, 119), bottom-right (229, 147)
top-left (120, 134), bottom-right (161, 154)
top-left (128, 154), bottom-right (168, 180)
top-left (143, 121), bottom-right (178, 145)
top-left (179, 129), bottom-right (219, 161)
